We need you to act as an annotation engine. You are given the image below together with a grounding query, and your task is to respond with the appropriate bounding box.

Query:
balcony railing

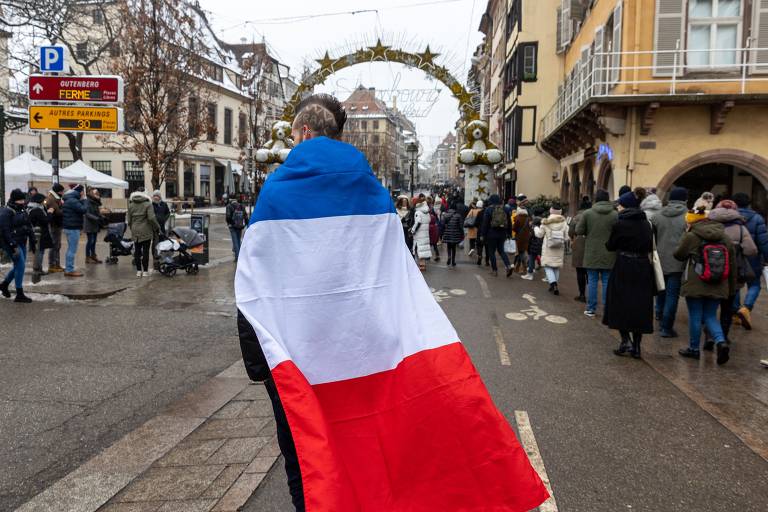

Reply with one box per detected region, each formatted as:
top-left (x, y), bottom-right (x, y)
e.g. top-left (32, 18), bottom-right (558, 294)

top-left (541, 46), bottom-right (768, 142)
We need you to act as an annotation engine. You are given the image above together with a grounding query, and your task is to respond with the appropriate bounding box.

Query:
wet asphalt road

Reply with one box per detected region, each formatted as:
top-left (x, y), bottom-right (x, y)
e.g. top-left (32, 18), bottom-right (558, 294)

top-left (243, 254), bottom-right (768, 512)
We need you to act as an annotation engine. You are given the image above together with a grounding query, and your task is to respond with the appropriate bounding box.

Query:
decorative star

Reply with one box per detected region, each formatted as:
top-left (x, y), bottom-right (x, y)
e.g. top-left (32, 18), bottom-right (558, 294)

top-left (476, 186), bottom-right (487, 195)
top-left (417, 45), bottom-right (439, 68)
top-left (368, 39), bottom-right (391, 61)
top-left (354, 48), bottom-right (371, 62)
top-left (315, 51), bottom-right (335, 72)
top-left (477, 171), bottom-right (488, 182)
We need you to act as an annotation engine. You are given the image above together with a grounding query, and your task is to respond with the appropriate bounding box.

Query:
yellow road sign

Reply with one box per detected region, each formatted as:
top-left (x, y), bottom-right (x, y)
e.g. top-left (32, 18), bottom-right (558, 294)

top-left (29, 105), bottom-right (123, 133)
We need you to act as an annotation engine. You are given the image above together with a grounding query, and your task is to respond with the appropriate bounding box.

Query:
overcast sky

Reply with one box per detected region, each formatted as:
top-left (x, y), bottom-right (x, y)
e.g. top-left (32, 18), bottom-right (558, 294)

top-left (197, 0), bottom-right (485, 152)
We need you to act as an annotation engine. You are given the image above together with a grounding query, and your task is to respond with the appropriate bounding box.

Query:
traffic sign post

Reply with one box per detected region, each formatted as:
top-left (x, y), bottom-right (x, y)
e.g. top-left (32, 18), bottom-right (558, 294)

top-left (30, 106), bottom-right (123, 133)
top-left (29, 75), bottom-right (124, 104)
top-left (39, 45), bottom-right (66, 72)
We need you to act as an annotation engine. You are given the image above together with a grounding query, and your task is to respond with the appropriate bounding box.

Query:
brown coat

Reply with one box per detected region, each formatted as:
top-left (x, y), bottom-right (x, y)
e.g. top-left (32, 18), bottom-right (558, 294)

top-left (44, 191), bottom-right (63, 227)
top-left (513, 210), bottom-right (531, 253)
top-left (466, 207), bottom-right (483, 240)
top-left (569, 210), bottom-right (587, 268)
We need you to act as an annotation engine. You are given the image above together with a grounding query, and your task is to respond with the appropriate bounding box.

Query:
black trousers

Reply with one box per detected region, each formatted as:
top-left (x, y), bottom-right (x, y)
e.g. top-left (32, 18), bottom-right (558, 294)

top-left (134, 240), bottom-right (151, 272)
top-left (576, 267), bottom-right (588, 297)
top-left (720, 294), bottom-right (736, 340)
top-left (265, 378), bottom-right (305, 511)
top-left (446, 242), bottom-right (458, 265)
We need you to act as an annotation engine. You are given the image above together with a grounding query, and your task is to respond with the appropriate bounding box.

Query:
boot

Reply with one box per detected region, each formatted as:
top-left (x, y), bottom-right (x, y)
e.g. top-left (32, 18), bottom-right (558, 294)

top-left (548, 282), bottom-right (555, 293)
top-left (553, 283), bottom-right (560, 296)
top-left (631, 333), bottom-right (642, 359)
top-left (614, 333), bottom-right (632, 357)
top-left (92, 255), bottom-right (103, 264)
top-left (85, 255), bottom-right (95, 264)
top-left (0, 280), bottom-right (10, 298)
top-left (14, 288), bottom-right (32, 303)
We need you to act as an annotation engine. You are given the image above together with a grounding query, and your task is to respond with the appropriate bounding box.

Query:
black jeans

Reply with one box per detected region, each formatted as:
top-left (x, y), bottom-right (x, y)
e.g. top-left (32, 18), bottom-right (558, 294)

top-left (576, 267), bottom-right (588, 297)
top-left (134, 240), bottom-right (151, 272)
top-left (446, 242), bottom-right (458, 265)
top-left (265, 378), bottom-right (305, 511)
top-left (486, 238), bottom-right (510, 271)
top-left (720, 294), bottom-right (736, 340)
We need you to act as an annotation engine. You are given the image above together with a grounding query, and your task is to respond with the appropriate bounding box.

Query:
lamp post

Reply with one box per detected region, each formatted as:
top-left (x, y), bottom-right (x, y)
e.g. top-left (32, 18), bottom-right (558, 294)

top-left (406, 138), bottom-right (419, 197)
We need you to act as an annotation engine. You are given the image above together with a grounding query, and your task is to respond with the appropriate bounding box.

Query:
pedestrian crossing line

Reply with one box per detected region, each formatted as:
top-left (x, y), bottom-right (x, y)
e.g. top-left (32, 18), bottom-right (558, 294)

top-left (492, 325), bottom-right (511, 366)
top-left (475, 274), bottom-right (492, 298)
top-left (515, 410), bottom-right (559, 512)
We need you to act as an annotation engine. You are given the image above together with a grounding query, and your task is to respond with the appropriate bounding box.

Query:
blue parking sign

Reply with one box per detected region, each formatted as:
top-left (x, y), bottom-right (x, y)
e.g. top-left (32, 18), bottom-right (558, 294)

top-left (40, 46), bottom-right (65, 72)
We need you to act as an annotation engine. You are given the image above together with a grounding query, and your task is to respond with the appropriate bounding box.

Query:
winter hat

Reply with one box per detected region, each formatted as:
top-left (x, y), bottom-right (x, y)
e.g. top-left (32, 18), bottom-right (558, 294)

top-left (668, 186), bottom-right (688, 202)
top-left (686, 210), bottom-right (707, 225)
top-left (9, 189), bottom-right (26, 202)
top-left (30, 192), bottom-right (46, 203)
top-left (715, 199), bottom-right (738, 210)
top-left (618, 191), bottom-right (640, 209)
top-left (52, 183), bottom-right (65, 193)
top-left (549, 205), bottom-right (563, 216)
top-left (73, 184), bottom-right (85, 194)
top-left (579, 196), bottom-right (592, 210)
top-left (732, 192), bottom-right (750, 208)
top-left (476, 200), bottom-right (484, 208)
top-left (693, 192), bottom-right (714, 212)
top-left (152, 190), bottom-right (162, 198)
top-left (618, 185), bottom-right (632, 197)
top-left (595, 189), bottom-right (610, 203)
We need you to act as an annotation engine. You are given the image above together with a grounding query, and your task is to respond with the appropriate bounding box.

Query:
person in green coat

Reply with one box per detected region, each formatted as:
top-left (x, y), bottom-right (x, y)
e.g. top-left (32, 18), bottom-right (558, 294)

top-left (126, 188), bottom-right (160, 277)
top-left (674, 217), bottom-right (737, 365)
top-left (576, 189), bottom-right (618, 317)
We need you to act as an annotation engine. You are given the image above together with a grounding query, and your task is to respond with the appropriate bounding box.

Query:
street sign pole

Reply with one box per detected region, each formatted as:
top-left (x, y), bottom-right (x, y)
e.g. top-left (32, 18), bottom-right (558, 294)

top-left (0, 106), bottom-right (6, 207)
top-left (52, 131), bottom-right (59, 184)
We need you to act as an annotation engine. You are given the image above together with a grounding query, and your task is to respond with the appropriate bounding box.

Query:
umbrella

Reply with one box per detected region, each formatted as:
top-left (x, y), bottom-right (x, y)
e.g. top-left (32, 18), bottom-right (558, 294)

top-left (224, 161), bottom-right (236, 196)
top-left (239, 167), bottom-right (251, 193)
top-left (62, 160), bottom-right (129, 189)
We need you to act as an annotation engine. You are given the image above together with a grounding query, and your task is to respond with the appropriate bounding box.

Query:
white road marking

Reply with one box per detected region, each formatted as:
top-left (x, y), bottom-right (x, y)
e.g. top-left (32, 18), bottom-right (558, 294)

top-left (515, 410), bottom-right (559, 512)
top-left (493, 326), bottom-right (511, 366)
top-left (505, 294), bottom-right (568, 324)
top-left (475, 274), bottom-right (492, 298)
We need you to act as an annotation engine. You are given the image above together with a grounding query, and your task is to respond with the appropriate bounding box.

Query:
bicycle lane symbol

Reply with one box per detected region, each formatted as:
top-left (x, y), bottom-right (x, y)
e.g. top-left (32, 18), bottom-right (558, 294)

top-left (505, 294), bottom-right (568, 324)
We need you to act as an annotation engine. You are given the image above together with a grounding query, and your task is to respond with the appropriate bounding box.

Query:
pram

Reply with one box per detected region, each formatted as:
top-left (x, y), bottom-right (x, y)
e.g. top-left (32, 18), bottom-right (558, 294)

top-left (156, 227), bottom-right (206, 277)
top-left (103, 223), bottom-right (134, 264)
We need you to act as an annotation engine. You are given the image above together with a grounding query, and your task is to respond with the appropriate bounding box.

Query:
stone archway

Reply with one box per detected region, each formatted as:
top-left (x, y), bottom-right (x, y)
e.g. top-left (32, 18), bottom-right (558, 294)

top-left (597, 159), bottom-right (613, 192)
top-left (560, 168), bottom-right (571, 205)
top-left (581, 157), bottom-right (596, 200)
top-left (569, 164), bottom-right (582, 215)
top-left (658, 149), bottom-right (768, 195)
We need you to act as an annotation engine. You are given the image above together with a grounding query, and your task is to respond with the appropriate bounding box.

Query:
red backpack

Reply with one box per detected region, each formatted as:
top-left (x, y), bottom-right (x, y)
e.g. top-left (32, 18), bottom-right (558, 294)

top-left (694, 242), bottom-right (729, 283)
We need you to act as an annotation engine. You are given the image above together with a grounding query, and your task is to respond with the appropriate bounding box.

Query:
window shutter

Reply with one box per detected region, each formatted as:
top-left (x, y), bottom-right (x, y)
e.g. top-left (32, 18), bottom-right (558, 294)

top-left (556, 7), bottom-right (564, 53)
top-left (571, 0), bottom-right (586, 22)
top-left (653, 0), bottom-right (684, 76)
top-left (753, 0), bottom-right (768, 73)
top-left (594, 26), bottom-right (605, 95)
top-left (580, 46), bottom-right (592, 101)
top-left (610, 0), bottom-right (623, 84)
top-left (561, 0), bottom-right (572, 49)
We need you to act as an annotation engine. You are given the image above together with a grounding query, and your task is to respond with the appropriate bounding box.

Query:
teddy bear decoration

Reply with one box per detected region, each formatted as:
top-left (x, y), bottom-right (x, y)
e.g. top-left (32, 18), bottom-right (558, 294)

top-left (256, 121), bottom-right (295, 165)
top-left (458, 120), bottom-right (503, 166)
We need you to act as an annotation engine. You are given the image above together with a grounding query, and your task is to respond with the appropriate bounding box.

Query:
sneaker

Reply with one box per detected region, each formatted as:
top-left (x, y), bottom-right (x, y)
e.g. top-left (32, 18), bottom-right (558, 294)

top-left (137, 271), bottom-right (143, 278)
top-left (659, 329), bottom-right (678, 338)
top-left (468, 249), bottom-right (476, 257)
top-left (584, 310), bottom-right (596, 318)
top-left (732, 314), bottom-right (742, 326)
top-left (760, 359), bottom-right (768, 368)
top-left (736, 307), bottom-right (752, 330)
top-left (703, 340), bottom-right (715, 352)
top-left (64, 271), bottom-right (83, 277)
top-left (678, 348), bottom-right (701, 360)
top-left (506, 266), bottom-right (513, 278)
top-left (553, 284), bottom-right (560, 296)
top-left (521, 273), bottom-right (534, 281)
top-left (541, 277), bottom-right (548, 282)
top-left (716, 343), bottom-right (730, 365)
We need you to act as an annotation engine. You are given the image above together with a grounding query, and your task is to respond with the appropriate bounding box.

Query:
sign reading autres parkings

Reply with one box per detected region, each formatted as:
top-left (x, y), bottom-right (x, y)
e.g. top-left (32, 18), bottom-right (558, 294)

top-left (28, 75), bottom-right (124, 103)
top-left (29, 105), bottom-right (123, 133)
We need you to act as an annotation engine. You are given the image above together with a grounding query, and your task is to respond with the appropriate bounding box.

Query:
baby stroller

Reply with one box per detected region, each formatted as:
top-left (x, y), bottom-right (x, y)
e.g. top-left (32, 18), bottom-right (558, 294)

top-left (104, 222), bottom-right (134, 264)
top-left (156, 227), bottom-right (206, 277)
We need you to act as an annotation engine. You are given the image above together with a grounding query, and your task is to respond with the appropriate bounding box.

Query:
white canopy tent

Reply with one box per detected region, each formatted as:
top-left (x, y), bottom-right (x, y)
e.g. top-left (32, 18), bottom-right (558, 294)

top-left (4, 152), bottom-right (87, 201)
top-left (62, 160), bottom-right (129, 189)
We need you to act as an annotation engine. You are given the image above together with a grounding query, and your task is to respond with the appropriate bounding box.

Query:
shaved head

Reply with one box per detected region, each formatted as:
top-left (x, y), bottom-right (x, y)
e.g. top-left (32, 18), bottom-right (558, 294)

top-left (292, 93), bottom-right (347, 142)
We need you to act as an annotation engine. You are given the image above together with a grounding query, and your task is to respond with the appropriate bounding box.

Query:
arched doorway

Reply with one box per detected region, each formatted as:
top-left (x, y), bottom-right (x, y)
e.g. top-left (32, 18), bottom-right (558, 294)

top-left (659, 149), bottom-right (768, 217)
top-left (581, 157), bottom-right (596, 202)
top-left (560, 168), bottom-right (570, 207)
top-left (569, 164), bottom-right (582, 215)
top-left (597, 159), bottom-right (614, 197)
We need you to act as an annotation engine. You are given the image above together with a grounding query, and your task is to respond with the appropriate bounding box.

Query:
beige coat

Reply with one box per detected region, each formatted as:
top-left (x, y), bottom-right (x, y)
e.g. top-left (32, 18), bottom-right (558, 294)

top-left (535, 214), bottom-right (568, 268)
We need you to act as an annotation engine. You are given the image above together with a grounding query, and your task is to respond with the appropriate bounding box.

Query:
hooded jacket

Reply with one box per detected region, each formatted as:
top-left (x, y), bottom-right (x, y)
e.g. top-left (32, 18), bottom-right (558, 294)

top-left (651, 200), bottom-right (688, 274)
top-left (83, 195), bottom-right (104, 234)
top-left (640, 194), bottom-right (663, 221)
top-left (441, 208), bottom-right (464, 244)
top-left (61, 190), bottom-right (88, 230)
top-left (0, 202), bottom-right (34, 252)
top-left (44, 190), bottom-right (63, 228)
top-left (412, 201), bottom-right (432, 259)
top-left (126, 191), bottom-right (160, 243)
top-left (575, 201), bottom-right (618, 269)
top-left (535, 214), bottom-right (567, 268)
top-left (674, 220), bottom-right (737, 299)
top-left (738, 207), bottom-right (768, 274)
top-left (27, 195), bottom-right (54, 250)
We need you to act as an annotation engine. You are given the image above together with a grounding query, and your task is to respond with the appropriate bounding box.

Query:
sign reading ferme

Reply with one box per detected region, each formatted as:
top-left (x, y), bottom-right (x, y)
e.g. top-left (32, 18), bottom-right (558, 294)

top-left (29, 105), bottom-right (123, 133)
top-left (29, 75), bottom-right (124, 104)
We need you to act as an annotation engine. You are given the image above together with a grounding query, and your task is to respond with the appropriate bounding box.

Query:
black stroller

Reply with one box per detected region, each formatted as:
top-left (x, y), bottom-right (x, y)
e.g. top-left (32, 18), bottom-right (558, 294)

top-left (156, 227), bottom-right (205, 277)
top-left (103, 222), bottom-right (134, 264)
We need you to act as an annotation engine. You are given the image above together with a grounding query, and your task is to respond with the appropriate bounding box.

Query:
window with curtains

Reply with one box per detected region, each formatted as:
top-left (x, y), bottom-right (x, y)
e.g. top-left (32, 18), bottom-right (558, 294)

top-left (223, 108), bottom-right (233, 145)
top-left (124, 161), bottom-right (145, 194)
top-left (687, 0), bottom-right (742, 68)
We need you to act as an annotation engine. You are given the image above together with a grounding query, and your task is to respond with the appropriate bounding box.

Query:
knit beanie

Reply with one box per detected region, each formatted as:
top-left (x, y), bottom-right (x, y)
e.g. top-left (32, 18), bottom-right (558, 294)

top-left (715, 199), bottom-right (738, 210)
top-left (618, 185), bottom-right (632, 197)
top-left (549, 206), bottom-right (563, 216)
top-left (618, 191), bottom-right (639, 209)
top-left (9, 188), bottom-right (26, 202)
top-left (732, 192), bottom-right (750, 208)
top-left (73, 184), bottom-right (84, 194)
top-left (595, 189), bottom-right (610, 203)
top-left (52, 183), bottom-right (65, 194)
top-left (668, 187), bottom-right (688, 202)
top-left (476, 200), bottom-right (484, 208)
top-left (152, 189), bottom-right (162, 198)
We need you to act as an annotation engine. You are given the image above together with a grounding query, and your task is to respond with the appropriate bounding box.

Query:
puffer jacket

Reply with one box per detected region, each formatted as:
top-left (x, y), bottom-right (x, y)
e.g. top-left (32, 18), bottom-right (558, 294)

top-left (651, 200), bottom-right (688, 274)
top-left (640, 194), bottom-right (663, 221)
top-left (27, 199), bottom-right (54, 250)
top-left (441, 209), bottom-right (464, 244)
top-left (412, 201), bottom-right (432, 259)
top-left (674, 220), bottom-right (737, 299)
top-left (61, 190), bottom-right (88, 230)
top-left (535, 214), bottom-right (567, 268)
top-left (739, 207), bottom-right (768, 275)
top-left (0, 203), bottom-right (34, 252)
top-left (83, 196), bottom-right (104, 234)
top-left (575, 201), bottom-right (618, 269)
top-left (126, 191), bottom-right (160, 243)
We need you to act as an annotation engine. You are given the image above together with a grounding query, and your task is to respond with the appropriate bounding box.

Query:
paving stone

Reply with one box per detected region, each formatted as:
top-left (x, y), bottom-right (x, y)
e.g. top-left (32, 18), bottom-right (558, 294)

top-left (211, 401), bottom-right (251, 419)
top-left (155, 439), bottom-right (227, 467)
top-left (234, 384), bottom-right (268, 401)
top-left (237, 400), bottom-right (273, 418)
top-left (187, 418), bottom-right (270, 441)
top-left (99, 503), bottom-right (163, 512)
top-left (256, 420), bottom-right (277, 437)
top-left (200, 464), bottom-right (246, 499)
top-left (207, 437), bottom-right (271, 465)
top-left (244, 457), bottom-right (277, 474)
top-left (115, 466), bottom-right (225, 502)
top-left (257, 435), bottom-right (282, 458)
top-left (155, 500), bottom-right (217, 512)
top-left (211, 472), bottom-right (266, 512)
top-left (161, 377), bottom-right (251, 419)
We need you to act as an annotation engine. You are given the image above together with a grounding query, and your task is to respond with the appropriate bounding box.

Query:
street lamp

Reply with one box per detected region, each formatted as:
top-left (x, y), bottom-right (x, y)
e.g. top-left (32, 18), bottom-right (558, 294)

top-left (406, 138), bottom-right (419, 197)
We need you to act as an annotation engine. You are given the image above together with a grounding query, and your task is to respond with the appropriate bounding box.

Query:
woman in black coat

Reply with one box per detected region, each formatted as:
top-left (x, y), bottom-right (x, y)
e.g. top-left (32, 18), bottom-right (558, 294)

top-left (603, 188), bottom-right (655, 358)
top-left (441, 202), bottom-right (465, 268)
top-left (27, 192), bottom-right (54, 275)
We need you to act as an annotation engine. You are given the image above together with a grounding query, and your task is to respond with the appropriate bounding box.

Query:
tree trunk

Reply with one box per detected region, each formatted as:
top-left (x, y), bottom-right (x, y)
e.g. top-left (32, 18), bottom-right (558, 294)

top-left (64, 132), bottom-right (83, 161)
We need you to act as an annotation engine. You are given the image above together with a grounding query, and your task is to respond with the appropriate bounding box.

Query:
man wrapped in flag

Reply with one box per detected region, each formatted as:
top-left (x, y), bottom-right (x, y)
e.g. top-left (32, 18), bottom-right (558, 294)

top-left (235, 94), bottom-right (549, 511)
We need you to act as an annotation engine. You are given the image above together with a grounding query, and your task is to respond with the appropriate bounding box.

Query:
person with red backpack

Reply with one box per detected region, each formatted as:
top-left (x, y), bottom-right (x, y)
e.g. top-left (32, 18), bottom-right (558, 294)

top-left (674, 211), bottom-right (737, 364)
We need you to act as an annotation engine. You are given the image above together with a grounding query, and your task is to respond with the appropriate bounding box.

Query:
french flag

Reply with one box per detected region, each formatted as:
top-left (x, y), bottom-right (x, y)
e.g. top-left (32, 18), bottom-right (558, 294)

top-left (235, 137), bottom-right (548, 511)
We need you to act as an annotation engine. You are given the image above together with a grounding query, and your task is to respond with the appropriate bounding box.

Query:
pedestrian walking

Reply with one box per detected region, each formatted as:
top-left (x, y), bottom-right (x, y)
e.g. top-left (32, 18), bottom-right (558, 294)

top-left (522, 216), bottom-right (543, 280)
top-left (475, 200), bottom-right (490, 266)
top-left (651, 186), bottom-right (689, 337)
top-left (604, 189), bottom-right (655, 358)
top-left (640, 191), bottom-right (663, 221)
top-left (441, 201), bottom-right (464, 268)
top-left (411, 196), bottom-right (432, 271)
top-left (576, 188), bottom-right (618, 317)
top-left (225, 196), bottom-right (247, 261)
top-left (535, 205), bottom-right (568, 295)
top-left (84, 188), bottom-right (105, 264)
top-left (731, 192), bottom-right (768, 330)
top-left (675, 210), bottom-right (736, 364)
top-left (426, 196), bottom-right (441, 262)
top-left (513, 204), bottom-right (531, 274)
top-left (26, 192), bottom-right (53, 280)
top-left (481, 194), bottom-right (513, 277)
top-left (151, 190), bottom-right (171, 270)
top-left (44, 182), bottom-right (65, 273)
top-left (707, 200), bottom-right (757, 344)
top-left (465, 200), bottom-right (482, 257)
top-left (61, 184), bottom-right (88, 277)
top-left (127, 188), bottom-right (160, 277)
top-left (396, 195), bottom-right (414, 251)
top-left (569, 197), bottom-right (591, 302)
top-left (0, 189), bottom-right (35, 302)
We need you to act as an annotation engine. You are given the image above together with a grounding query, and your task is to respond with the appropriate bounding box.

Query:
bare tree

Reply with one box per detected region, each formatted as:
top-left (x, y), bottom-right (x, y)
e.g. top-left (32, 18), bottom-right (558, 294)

top-left (102, 0), bottom-right (214, 190)
top-left (1, 0), bottom-right (122, 160)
